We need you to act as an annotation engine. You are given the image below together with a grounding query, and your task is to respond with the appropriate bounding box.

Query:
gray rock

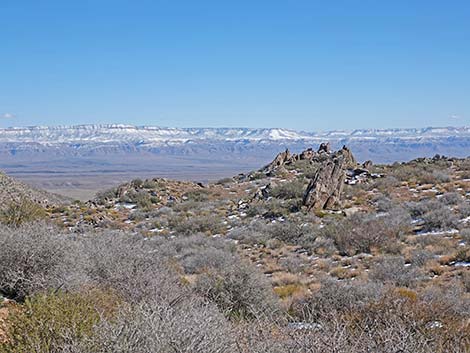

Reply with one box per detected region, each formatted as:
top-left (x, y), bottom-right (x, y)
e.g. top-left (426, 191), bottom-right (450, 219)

top-left (302, 155), bottom-right (347, 211)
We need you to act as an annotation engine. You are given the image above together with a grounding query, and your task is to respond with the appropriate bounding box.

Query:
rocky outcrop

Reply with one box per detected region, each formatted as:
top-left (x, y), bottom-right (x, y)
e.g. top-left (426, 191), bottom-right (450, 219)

top-left (263, 149), bottom-right (292, 174)
top-left (262, 143), bottom-right (336, 174)
top-left (318, 142), bottom-right (331, 153)
top-left (252, 183), bottom-right (272, 200)
top-left (299, 148), bottom-right (316, 160)
top-left (302, 156), bottom-right (347, 211)
top-left (335, 145), bottom-right (356, 167)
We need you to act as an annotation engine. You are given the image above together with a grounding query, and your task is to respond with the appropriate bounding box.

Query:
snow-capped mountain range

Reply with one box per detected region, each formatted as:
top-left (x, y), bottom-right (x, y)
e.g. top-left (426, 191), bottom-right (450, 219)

top-left (1, 124), bottom-right (470, 145)
top-left (1, 124), bottom-right (470, 197)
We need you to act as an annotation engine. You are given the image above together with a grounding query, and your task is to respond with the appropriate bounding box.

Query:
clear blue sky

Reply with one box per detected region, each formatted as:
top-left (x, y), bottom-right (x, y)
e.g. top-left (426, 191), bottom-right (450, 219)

top-left (1, 0), bottom-right (469, 131)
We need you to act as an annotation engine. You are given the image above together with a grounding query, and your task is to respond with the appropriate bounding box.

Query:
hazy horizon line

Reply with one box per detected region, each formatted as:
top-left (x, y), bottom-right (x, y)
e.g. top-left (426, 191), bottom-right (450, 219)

top-left (1, 123), bottom-right (470, 134)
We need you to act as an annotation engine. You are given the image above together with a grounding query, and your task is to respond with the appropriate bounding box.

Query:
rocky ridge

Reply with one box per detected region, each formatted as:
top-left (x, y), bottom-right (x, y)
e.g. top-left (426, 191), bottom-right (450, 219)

top-left (0, 171), bottom-right (69, 209)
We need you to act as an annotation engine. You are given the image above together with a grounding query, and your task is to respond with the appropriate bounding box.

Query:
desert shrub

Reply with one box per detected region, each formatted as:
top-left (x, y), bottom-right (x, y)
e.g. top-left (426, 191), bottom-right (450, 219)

top-left (165, 234), bottom-right (237, 274)
top-left (431, 170), bottom-right (451, 183)
top-left (127, 210), bottom-right (148, 221)
top-left (194, 260), bottom-right (280, 320)
top-left (130, 178), bottom-right (143, 188)
top-left (270, 179), bottom-right (305, 200)
top-left (293, 279), bottom-right (383, 320)
top-left (390, 162), bottom-right (450, 184)
top-left (266, 221), bottom-right (314, 244)
top-left (410, 249), bottom-right (435, 267)
top-left (420, 205), bottom-right (459, 231)
top-left (301, 235), bottom-right (337, 256)
top-left (123, 190), bottom-right (153, 209)
top-left (183, 189), bottom-right (210, 202)
top-left (70, 297), bottom-right (237, 353)
top-left (0, 198), bottom-right (46, 227)
top-left (439, 192), bottom-right (462, 205)
top-left (168, 214), bottom-right (225, 235)
top-left (262, 199), bottom-right (298, 219)
top-left (227, 220), bottom-right (273, 245)
top-left (320, 210), bottom-right (410, 256)
top-left (460, 227), bottom-right (470, 242)
top-left (273, 279), bottom-right (470, 353)
top-left (373, 195), bottom-right (395, 212)
top-left (420, 283), bottom-right (470, 317)
top-left (228, 219), bottom-right (316, 246)
top-left (216, 177), bottom-right (234, 185)
top-left (278, 255), bottom-right (307, 273)
top-left (80, 231), bottom-right (181, 303)
top-left (407, 198), bottom-right (459, 231)
top-left (457, 201), bottom-right (470, 218)
top-left (94, 188), bottom-right (118, 204)
top-left (286, 159), bottom-right (319, 178)
top-left (406, 198), bottom-right (438, 218)
top-left (371, 176), bottom-right (400, 193)
top-left (462, 272), bottom-right (470, 293)
top-left (0, 290), bottom-right (119, 353)
top-left (0, 223), bottom-right (77, 301)
top-left (142, 179), bottom-right (157, 189)
top-left (369, 256), bottom-right (420, 287)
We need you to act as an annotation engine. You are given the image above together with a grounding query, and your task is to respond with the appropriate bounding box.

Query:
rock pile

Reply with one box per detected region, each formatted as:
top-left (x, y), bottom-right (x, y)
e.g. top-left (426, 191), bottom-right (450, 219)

top-left (262, 143), bottom-right (339, 174)
top-left (259, 144), bottom-right (383, 211)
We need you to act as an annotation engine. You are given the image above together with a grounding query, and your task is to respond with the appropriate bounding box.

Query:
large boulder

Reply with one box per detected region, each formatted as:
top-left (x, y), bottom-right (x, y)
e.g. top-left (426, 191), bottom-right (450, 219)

top-left (334, 145), bottom-right (357, 167)
top-left (318, 142), bottom-right (331, 154)
top-left (302, 156), bottom-right (347, 211)
top-left (262, 149), bottom-right (292, 173)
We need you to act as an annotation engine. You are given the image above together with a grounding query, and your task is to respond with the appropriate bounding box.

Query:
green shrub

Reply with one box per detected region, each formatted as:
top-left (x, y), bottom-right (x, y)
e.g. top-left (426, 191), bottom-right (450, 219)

top-left (183, 189), bottom-right (210, 202)
top-left (0, 290), bottom-right (119, 353)
top-left (270, 179), bottom-right (305, 200)
top-left (0, 199), bottom-right (46, 227)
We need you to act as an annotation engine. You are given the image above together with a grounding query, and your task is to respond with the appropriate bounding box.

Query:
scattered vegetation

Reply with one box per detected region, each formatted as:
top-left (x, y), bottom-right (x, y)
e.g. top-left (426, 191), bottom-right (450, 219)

top-left (2, 154), bottom-right (470, 352)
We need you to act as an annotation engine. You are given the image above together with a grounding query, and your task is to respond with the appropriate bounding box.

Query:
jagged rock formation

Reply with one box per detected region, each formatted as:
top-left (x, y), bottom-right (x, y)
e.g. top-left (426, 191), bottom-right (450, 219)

top-left (302, 156), bottom-right (347, 211)
top-left (262, 144), bottom-right (357, 175)
top-left (335, 145), bottom-right (357, 167)
top-left (300, 145), bottom-right (383, 210)
top-left (263, 149), bottom-right (293, 174)
top-left (318, 142), bottom-right (331, 153)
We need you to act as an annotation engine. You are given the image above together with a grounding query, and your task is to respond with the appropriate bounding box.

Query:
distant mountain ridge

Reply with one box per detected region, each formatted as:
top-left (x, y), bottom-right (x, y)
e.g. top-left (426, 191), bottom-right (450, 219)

top-left (1, 124), bottom-right (470, 145)
top-left (1, 124), bottom-right (470, 199)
